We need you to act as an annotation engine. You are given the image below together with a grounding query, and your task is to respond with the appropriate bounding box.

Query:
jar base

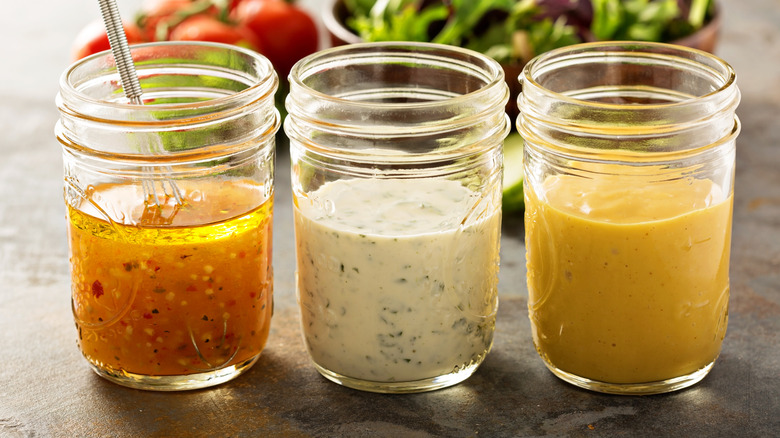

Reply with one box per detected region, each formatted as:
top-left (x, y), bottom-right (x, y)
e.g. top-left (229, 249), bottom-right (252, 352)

top-left (542, 359), bottom-right (716, 395)
top-left (86, 354), bottom-right (261, 391)
top-left (312, 360), bottom-right (483, 394)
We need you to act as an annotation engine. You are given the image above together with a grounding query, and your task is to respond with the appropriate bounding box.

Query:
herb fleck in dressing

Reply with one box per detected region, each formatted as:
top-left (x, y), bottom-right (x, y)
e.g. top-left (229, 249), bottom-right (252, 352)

top-left (294, 178), bottom-right (500, 383)
top-left (69, 180), bottom-right (273, 377)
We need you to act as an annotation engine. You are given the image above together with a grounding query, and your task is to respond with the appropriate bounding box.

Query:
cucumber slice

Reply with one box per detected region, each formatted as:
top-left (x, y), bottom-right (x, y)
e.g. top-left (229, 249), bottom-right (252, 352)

top-left (502, 132), bottom-right (525, 213)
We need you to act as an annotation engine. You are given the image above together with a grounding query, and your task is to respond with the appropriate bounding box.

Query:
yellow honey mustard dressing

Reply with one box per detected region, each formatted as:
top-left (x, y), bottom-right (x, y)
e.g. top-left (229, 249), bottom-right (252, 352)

top-left (525, 175), bottom-right (732, 384)
top-left (68, 180), bottom-right (273, 377)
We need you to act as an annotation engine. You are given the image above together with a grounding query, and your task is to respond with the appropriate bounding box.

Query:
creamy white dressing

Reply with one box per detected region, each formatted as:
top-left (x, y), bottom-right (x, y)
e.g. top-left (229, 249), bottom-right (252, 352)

top-left (294, 178), bottom-right (500, 382)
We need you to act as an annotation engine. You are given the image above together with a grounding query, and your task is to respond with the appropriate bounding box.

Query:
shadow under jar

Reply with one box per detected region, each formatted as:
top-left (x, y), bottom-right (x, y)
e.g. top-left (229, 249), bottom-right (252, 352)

top-left (56, 42), bottom-right (279, 391)
top-left (518, 42), bottom-right (740, 395)
top-left (285, 42), bottom-right (510, 393)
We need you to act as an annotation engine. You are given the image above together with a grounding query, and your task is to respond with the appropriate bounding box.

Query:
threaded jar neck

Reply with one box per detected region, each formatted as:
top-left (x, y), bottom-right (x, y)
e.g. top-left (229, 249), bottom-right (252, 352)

top-left (285, 42), bottom-right (510, 173)
top-left (517, 42), bottom-right (740, 162)
top-left (56, 42), bottom-right (279, 166)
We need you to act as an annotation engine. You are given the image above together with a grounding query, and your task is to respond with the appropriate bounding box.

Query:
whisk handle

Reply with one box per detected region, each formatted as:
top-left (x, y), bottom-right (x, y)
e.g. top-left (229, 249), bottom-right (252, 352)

top-left (97, 0), bottom-right (143, 103)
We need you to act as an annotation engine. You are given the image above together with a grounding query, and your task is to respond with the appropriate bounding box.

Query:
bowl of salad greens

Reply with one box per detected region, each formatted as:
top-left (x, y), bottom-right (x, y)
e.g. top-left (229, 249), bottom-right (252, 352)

top-left (325, 1), bottom-right (720, 56)
top-left (324, 0), bottom-right (720, 120)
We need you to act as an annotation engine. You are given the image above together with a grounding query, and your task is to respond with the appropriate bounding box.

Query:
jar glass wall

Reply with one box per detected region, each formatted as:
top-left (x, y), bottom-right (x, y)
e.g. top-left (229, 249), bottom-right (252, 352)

top-left (518, 42), bottom-right (740, 395)
top-left (286, 42), bottom-right (510, 393)
top-left (56, 42), bottom-right (279, 391)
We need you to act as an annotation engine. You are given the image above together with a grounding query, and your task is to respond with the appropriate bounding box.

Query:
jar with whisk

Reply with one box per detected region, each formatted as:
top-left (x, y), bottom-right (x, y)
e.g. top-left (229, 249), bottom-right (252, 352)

top-left (56, 42), bottom-right (279, 390)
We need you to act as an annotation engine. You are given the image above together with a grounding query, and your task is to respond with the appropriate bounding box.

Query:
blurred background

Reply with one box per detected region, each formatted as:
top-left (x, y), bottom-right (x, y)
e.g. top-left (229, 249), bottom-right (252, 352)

top-left (1, 0), bottom-right (777, 114)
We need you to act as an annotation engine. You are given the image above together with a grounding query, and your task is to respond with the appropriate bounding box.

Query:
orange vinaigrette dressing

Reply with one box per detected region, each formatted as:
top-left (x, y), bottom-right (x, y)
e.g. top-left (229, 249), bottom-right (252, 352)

top-left (67, 180), bottom-right (273, 376)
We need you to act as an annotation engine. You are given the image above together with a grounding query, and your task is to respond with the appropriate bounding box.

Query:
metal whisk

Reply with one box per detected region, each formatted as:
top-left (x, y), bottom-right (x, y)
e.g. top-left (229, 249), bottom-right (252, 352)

top-left (97, 0), bottom-right (183, 207)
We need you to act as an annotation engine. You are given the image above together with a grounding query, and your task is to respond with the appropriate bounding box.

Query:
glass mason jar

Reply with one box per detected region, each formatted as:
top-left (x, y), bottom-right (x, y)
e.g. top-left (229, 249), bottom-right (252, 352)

top-left (518, 42), bottom-right (740, 395)
top-left (285, 42), bottom-right (510, 393)
top-left (56, 42), bottom-right (279, 391)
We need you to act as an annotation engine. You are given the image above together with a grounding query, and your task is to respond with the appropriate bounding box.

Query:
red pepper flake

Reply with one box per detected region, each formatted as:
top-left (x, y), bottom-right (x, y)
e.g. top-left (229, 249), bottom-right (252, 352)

top-left (238, 251), bottom-right (246, 259)
top-left (186, 285), bottom-right (197, 292)
top-left (91, 280), bottom-right (104, 298)
top-left (227, 299), bottom-right (236, 306)
top-left (143, 313), bottom-right (153, 319)
top-left (249, 292), bottom-right (256, 298)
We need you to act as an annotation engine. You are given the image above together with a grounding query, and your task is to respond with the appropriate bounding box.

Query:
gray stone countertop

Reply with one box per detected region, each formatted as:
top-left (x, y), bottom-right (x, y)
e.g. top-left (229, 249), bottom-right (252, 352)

top-left (0, 0), bottom-right (777, 436)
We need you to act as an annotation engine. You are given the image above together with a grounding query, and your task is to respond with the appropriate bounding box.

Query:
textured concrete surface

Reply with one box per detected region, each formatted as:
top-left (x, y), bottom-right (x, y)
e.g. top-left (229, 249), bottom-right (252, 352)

top-left (0, 0), bottom-right (778, 436)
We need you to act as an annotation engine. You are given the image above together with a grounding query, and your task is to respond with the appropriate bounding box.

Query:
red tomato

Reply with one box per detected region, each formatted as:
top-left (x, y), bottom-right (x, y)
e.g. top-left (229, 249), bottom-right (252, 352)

top-left (227, 0), bottom-right (248, 13)
top-left (169, 14), bottom-right (262, 52)
top-left (71, 19), bottom-right (144, 61)
top-left (232, 0), bottom-right (319, 77)
top-left (137, 0), bottom-right (209, 42)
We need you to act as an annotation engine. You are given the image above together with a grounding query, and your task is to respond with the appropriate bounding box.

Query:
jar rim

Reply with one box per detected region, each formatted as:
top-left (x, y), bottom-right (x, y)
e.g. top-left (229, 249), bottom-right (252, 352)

top-left (285, 41), bottom-right (510, 165)
top-left (520, 41), bottom-right (738, 111)
top-left (516, 41), bottom-right (741, 161)
top-left (288, 41), bottom-right (506, 111)
top-left (56, 41), bottom-right (279, 162)
top-left (59, 41), bottom-right (277, 116)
